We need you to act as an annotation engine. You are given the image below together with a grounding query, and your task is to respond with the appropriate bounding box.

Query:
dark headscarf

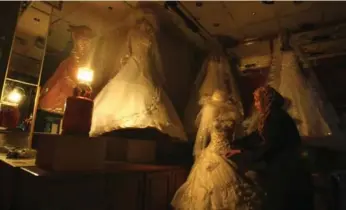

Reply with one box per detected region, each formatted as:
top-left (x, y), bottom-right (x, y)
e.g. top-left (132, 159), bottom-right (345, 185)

top-left (254, 85), bottom-right (285, 136)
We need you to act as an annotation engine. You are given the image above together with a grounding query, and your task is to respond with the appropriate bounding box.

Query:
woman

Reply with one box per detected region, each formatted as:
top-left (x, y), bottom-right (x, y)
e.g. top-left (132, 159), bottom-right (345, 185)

top-left (171, 90), bottom-right (262, 210)
top-left (232, 85), bottom-right (314, 210)
top-left (90, 11), bottom-right (187, 141)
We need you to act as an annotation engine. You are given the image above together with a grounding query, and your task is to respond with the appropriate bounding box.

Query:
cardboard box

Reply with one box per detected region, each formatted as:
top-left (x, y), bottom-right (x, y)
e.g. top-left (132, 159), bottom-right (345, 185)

top-left (104, 137), bottom-right (156, 163)
top-left (33, 133), bottom-right (106, 171)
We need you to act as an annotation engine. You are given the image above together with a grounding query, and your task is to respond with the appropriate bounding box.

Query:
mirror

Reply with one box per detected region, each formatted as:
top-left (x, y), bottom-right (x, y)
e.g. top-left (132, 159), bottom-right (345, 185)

top-left (34, 2), bottom-right (131, 134)
top-left (0, 2), bottom-right (52, 133)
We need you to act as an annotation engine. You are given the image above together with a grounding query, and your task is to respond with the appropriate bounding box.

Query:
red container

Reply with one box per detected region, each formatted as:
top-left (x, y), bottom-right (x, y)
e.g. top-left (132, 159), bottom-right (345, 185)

top-left (62, 96), bottom-right (93, 136)
top-left (0, 104), bottom-right (20, 129)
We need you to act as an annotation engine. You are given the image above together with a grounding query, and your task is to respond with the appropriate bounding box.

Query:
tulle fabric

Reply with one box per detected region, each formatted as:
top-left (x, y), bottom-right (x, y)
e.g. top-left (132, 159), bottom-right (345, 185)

top-left (193, 98), bottom-right (239, 157)
top-left (184, 54), bottom-right (244, 135)
top-left (90, 11), bottom-right (187, 140)
top-left (290, 42), bottom-right (344, 143)
top-left (279, 51), bottom-right (331, 137)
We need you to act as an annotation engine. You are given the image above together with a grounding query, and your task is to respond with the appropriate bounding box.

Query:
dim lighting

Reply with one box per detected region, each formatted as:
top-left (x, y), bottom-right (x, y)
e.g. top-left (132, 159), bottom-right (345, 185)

top-left (77, 67), bottom-right (94, 84)
top-left (7, 88), bottom-right (24, 105)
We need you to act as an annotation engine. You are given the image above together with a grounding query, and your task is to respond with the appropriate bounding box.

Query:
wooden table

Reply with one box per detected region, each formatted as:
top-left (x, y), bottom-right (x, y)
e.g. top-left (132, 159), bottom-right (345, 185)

top-left (0, 153), bottom-right (35, 210)
top-left (0, 157), bottom-right (190, 210)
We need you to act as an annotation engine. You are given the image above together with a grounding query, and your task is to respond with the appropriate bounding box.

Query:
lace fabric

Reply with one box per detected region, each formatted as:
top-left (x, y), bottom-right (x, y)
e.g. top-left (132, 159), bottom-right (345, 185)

top-left (172, 103), bottom-right (261, 210)
top-left (90, 11), bottom-right (187, 140)
top-left (193, 98), bottom-right (240, 157)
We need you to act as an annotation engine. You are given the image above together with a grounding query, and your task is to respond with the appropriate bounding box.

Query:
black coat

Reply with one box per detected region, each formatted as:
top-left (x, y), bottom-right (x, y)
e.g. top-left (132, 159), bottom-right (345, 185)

top-left (233, 107), bottom-right (314, 210)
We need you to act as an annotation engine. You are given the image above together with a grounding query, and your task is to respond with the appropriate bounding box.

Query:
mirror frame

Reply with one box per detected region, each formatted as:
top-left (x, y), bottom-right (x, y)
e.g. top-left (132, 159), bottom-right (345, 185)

top-left (0, 2), bottom-right (53, 148)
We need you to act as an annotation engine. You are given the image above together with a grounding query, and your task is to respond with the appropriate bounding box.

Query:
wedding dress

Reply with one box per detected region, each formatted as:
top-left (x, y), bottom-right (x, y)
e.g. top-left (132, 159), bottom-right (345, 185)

top-left (184, 54), bottom-right (244, 136)
top-left (172, 91), bottom-right (261, 210)
top-left (39, 25), bottom-right (95, 113)
top-left (245, 37), bottom-right (341, 139)
top-left (90, 16), bottom-right (187, 140)
top-left (278, 51), bottom-right (332, 137)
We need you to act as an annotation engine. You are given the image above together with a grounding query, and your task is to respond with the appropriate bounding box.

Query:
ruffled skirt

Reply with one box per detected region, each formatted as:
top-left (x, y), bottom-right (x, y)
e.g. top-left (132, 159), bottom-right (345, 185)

top-left (171, 149), bottom-right (261, 210)
top-left (90, 57), bottom-right (187, 140)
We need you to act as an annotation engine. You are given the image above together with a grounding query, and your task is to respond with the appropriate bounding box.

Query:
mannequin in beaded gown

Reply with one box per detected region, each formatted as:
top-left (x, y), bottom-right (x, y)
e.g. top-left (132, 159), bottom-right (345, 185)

top-left (90, 14), bottom-right (187, 141)
top-left (171, 90), bottom-right (261, 210)
top-left (39, 25), bottom-right (94, 113)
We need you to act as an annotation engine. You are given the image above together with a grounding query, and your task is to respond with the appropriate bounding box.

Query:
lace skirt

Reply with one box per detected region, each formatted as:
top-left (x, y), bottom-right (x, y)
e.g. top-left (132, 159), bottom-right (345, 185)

top-left (90, 56), bottom-right (187, 140)
top-left (171, 149), bottom-right (262, 210)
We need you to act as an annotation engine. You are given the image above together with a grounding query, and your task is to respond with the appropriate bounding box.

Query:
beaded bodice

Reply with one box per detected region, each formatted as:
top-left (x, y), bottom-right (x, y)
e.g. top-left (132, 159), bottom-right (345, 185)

top-left (206, 117), bottom-right (234, 155)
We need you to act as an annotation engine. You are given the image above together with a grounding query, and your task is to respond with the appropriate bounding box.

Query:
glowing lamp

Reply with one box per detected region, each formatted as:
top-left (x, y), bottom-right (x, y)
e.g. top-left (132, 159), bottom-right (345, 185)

top-left (0, 87), bottom-right (23, 129)
top-left (77, 67), bottom-right (94, 84)
top-left (63, 67), bottom-right (95, 136)
top-left (7, 88), bottom-right (24, 105)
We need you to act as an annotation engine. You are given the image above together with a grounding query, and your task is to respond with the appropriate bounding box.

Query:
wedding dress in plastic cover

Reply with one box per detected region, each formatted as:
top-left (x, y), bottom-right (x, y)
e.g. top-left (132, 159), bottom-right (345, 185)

top-left (184, 53), bottom-right (244, 136)
top-left (278, 51), bottom-right (332, 137)
top-left (263, 37), bottom-right (341, 138)
top-left (172, 90), bottom-right (261, 210)
top-left (90, 11), bottom-right (187, 140)
top-left (39, 25), bottom-right (96, 113)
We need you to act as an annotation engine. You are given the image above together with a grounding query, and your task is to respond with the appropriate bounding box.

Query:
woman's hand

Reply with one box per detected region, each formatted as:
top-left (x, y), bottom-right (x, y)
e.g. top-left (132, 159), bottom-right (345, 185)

top-left (225, 149), bottom-right (241, 158)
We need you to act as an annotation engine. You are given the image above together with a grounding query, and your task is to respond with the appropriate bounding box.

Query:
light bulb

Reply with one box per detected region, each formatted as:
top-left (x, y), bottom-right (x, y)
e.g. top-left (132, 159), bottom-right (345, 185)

top-left (77, 67), bottom-right (94, 84)
top-left (7, 89), bottom-right (23, 104)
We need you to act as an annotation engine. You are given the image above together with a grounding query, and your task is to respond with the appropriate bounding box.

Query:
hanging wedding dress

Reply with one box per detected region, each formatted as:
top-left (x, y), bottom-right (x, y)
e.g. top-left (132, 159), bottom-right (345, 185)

top-left (184, 54), bottom-right (244, 136)
top-left (39, 25), bottom-right (95, 113)
top-left (265, 37), bottom-right (342, 139)
top-left (172, 90), bottom-right (261, 210)
top-left (244, 37), bottom-right (344, 146)
top-left (90, 12), bottom-right (187, 140)
top-left (278, 51), bottom-right (332, 137)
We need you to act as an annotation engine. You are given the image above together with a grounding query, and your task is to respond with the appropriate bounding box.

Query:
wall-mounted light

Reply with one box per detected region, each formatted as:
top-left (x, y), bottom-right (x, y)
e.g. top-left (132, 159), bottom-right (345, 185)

top-left (6, 87), bottom-right (25, 105)
top-left (77, 67), bottom-right (94, 84)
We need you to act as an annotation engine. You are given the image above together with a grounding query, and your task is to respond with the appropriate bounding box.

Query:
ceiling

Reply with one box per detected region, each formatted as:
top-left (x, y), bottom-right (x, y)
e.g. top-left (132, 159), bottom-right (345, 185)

top-left (50, 1), bottom-right (131, 36)
top-left (178, 1), bottom-right (346, 112)
top-left (17, 1), bottom-right (346, 57)
top-left (181, 1), bottom-right (346, 41)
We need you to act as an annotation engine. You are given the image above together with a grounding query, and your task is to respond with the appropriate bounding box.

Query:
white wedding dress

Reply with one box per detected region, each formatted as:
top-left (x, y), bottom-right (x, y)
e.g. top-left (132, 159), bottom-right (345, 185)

top-left (172, 99), bottom-right (261, 210)
top-left (246, 38), bottom-right (341, 140)
top-left (90, 19), bottom-right (187, 140)
top-left (278, 51), bottom-right (332, 137)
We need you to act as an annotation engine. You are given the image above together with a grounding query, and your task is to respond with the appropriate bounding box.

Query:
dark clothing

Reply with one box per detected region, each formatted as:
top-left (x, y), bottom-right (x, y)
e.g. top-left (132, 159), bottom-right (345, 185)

top-left (233, 107), bottom-right (314, 210)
